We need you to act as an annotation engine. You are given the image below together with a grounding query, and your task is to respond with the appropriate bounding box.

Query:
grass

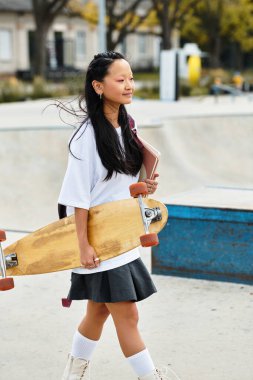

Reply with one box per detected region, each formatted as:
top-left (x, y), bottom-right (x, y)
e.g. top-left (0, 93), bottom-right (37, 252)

top-left (133, 72), bottom-right (159, 81)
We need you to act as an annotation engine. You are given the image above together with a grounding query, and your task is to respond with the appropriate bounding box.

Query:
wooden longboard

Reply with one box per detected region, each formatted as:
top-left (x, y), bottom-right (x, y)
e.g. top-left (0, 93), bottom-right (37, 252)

top-left (3, 198), bottom-right (168, 276)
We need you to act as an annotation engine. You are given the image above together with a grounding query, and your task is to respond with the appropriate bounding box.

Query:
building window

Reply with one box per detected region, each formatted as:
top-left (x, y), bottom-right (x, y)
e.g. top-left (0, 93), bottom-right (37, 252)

top-left (138, 34), bottom-right (147, 54)
top-left (76, 30), bottom-right (86, 60)
top-left (0, 29), bottom-right (12, 61)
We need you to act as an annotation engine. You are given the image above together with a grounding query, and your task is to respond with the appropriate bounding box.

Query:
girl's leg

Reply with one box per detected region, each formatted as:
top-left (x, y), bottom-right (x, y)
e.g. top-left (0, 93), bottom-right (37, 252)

top-left (105, 301), bottom-right (156, 378)
top-left (78, 300), bottom-right (110, 340)
top-left (71, 300), bottom-right (110, 359)
top-left (105, 301), bottom-right (144, 356)
top-left (62, 301), bottom-right (110, 379)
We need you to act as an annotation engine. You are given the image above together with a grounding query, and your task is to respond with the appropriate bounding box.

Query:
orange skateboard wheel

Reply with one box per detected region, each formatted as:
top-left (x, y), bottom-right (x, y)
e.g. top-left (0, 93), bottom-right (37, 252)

top-left (140, 233), bottom-right (159, 247)
top-left (0, 230), bottom-right (6, 242)
top-left (0, 277), bottom-right (14, 291)
top-left (129, 182), bottom-right (148, 198)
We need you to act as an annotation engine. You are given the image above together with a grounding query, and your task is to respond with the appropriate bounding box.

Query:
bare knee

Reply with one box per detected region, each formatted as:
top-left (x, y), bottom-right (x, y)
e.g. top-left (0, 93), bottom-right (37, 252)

top-left (106, 302), bottom-right (139, 328)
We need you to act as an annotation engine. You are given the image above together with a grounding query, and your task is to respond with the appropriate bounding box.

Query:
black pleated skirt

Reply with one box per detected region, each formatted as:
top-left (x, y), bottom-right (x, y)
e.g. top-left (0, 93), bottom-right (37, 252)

top-left (67, 258), bottom-right (157, 303)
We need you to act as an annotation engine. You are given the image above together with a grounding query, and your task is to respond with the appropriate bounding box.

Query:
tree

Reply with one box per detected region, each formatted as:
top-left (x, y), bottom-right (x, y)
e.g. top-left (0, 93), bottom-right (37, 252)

top-left (181, 0), bottom-right (253, 68)
top-left (69, 0), bottom-right (154, 51)
top-left (221, 0), bottom-right (253, 52)
top-left (32, 0), bottom-right (70, 77)
top-left (68, 0), bottom-right (98, 26)
top-left (180, 0), bottom-right (224, 67)
top-left (106, 0), bottom-right (154, 50)
top-left (151, 0), bottom-right (202, 49)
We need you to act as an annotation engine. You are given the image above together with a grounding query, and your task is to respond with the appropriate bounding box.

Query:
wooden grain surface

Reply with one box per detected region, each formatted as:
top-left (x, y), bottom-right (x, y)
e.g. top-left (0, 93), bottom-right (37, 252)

top-left (5, 198), bottom-right (168, 276)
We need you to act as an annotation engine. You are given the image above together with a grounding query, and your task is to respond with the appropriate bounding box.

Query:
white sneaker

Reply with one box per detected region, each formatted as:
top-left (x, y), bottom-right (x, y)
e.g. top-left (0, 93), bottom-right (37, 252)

top-left (62, 354), bottom-right (90, 380)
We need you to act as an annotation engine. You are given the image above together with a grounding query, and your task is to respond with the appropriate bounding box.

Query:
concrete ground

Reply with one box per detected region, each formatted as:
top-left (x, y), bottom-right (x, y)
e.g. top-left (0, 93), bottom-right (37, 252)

top-left (0, 95), bottom-right (253, 380)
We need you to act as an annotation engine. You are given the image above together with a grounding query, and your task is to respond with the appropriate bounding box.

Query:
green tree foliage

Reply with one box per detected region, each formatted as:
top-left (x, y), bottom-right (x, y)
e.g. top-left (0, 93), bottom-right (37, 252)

top-left (106, 0), bottom-right (154, 50)
top-left (181, 0), bottom-right (253, 67)
top-left (181, 0), bottom-right (224, 66)
top-left (151, 0), bottom-right (202, 49)
top-left (221, 0), bottom-right (253, 52)
top-left (69, 0), bottom-right (154, 50)
top-left (68, 0), bottom-right (98, 25)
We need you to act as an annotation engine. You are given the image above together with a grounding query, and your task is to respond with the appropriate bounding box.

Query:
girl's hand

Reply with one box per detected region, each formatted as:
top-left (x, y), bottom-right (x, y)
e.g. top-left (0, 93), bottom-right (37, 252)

top-left (80, 244), bottom-right (100, 269)
top-left (144, 173), bottom-right (159, 195)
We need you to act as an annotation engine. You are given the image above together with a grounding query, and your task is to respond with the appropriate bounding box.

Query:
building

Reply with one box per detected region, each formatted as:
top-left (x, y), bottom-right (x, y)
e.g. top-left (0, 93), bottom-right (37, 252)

top-left (0, 0), bottom-right (161, 77)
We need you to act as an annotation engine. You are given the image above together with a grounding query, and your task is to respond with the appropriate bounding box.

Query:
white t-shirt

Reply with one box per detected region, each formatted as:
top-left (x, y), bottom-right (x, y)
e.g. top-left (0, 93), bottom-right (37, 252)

top-left (58, 118), bottom-right (140, 274)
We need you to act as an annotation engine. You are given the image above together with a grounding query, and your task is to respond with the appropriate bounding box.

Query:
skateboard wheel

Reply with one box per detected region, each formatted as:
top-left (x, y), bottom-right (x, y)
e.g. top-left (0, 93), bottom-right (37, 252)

top-left (129, 182), bottom-right (148, 198)
top-left (0, 277), bottom-right (14, 291)
top-left (140, 233), bottom-right (159, 247)
top-left (0, 230), bottom-right (6, 242)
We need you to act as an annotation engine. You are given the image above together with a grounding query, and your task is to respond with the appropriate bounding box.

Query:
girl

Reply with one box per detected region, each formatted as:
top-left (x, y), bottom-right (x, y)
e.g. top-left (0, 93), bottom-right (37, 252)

top-left (58, 51), bottom-right (165, 380)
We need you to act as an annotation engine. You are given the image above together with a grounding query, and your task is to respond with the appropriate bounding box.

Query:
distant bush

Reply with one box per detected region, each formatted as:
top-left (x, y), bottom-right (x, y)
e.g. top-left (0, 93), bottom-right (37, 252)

top-left (0, 73), bottom-right (88, 103)
top-left (190, 86), bottom-right (209, 96)
top-left (0, 77), bottom-right (26, 102)
top-left (63, 74), bottom-right (85, 95)
top-left (179, 81), bottom-right (191, 97)
top-left (134, 86), bottom-right (159, 99)
top-left (1, 68), bottom-right (251, 103)
top-left (31, 76), bottom-right (51, 99)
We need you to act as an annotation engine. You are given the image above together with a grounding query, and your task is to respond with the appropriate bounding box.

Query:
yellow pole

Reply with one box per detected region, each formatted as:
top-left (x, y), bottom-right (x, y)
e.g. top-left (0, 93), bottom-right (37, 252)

top-left (188, 55), bottom-right (201, 86)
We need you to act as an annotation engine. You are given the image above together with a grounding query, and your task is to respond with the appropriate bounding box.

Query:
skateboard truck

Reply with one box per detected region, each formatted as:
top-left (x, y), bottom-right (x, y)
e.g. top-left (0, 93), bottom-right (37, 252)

top-left (129, 182), bottom-right (160, 247)
top-left (0, 230), bottom-right (15, 291)
top-left (144, 207), bottom-right (162, 224)
top-left (5, 253), bottom-right (18, 268)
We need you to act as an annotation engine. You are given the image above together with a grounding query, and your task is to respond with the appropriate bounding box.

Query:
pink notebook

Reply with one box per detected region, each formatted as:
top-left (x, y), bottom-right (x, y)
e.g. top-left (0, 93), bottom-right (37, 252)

top-left (138, 136), bottom-right (161, 180)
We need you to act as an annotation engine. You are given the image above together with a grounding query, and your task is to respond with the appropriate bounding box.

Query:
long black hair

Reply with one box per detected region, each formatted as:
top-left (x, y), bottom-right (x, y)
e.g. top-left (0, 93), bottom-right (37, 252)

top-left (69, 51), bottom-right (143, 181)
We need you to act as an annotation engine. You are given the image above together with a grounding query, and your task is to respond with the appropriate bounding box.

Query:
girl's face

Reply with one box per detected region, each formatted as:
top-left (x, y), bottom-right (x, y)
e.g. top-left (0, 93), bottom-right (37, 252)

top-left (93, 59), bottom-right (135, 105)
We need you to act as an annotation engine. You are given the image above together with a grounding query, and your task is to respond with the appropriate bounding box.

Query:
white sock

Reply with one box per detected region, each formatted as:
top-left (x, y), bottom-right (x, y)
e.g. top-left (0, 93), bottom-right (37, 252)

top-left (71, 330), bottom-right (98, 360)
top-left (127, 348), bottom-right (155, 377)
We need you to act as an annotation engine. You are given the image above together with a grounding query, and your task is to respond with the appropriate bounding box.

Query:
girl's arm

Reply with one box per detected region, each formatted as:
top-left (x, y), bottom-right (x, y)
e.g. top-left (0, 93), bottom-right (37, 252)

top-left (75, 207), bottom-right (100, 269)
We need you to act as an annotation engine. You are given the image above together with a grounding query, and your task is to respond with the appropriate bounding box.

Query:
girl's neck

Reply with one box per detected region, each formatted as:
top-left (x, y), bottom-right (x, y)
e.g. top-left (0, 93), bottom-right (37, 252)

top-left (103, 101), bottom-right (120, 129)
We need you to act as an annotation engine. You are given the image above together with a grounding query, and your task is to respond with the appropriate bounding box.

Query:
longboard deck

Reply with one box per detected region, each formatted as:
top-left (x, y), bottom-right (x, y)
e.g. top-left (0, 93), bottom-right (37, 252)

top-left (4, 198), bottom-right (168, 276)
